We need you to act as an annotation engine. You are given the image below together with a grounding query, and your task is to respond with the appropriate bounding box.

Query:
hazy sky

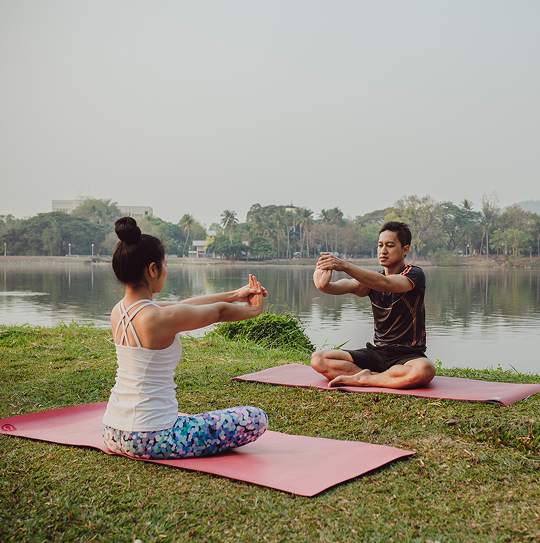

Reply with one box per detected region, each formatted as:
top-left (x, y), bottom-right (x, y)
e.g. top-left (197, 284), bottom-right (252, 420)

top-left (1, 1), bottom-right (539, 226)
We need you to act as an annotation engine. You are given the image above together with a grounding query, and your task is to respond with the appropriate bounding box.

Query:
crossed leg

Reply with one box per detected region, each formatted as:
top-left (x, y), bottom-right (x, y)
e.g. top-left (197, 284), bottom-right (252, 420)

top-left (103, 406), bottom-right (268, 459)
top-left (310, 349), bottom-right (436, 389)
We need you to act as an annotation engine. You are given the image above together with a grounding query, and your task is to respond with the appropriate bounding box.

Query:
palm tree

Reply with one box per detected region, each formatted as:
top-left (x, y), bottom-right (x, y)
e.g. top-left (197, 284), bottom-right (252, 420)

top-left (481, 193), bottom-right (500, 261)
top-left (284, 209), bottom-right (296, 259)
top-left (461, 199), bottom-right (474, 255)
top-left (462, 199), bottom-right (473, 217)
top-left (295, 207), bottom-right (313, 258)
top-left (328, 207), bottom-right (344, 253)
top-left (319, 209), bottom-right (331, 252)
top-left (270, 210), bottom-right (286, 260)
top-left (220, 210), bottom-right (239, 242)
top-left (179, 214), bottom-right (196, 256)
top-left (247, 212), bottom-right (266, 240)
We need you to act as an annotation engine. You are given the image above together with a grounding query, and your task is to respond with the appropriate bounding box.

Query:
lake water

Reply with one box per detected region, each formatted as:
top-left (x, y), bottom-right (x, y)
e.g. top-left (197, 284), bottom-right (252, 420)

top-left (1, 261), bottom-right (539, 375)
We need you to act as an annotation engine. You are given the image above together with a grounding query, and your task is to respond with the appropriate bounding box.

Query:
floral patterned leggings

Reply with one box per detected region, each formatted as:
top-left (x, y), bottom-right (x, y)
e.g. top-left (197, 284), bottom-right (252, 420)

top-left (102, 406), bottom-right (268, 459)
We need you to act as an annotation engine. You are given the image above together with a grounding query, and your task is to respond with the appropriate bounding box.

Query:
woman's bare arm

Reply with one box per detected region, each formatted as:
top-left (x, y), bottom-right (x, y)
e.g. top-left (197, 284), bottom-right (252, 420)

top-left (153, 274), bottom-right (267, 307)
top-left (142, 275), bottom-right (265, 347)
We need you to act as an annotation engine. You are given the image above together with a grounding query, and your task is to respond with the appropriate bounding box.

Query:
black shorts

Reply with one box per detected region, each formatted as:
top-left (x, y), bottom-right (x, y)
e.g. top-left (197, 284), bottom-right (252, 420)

top-left (343, 343), bottom-right (427, 373)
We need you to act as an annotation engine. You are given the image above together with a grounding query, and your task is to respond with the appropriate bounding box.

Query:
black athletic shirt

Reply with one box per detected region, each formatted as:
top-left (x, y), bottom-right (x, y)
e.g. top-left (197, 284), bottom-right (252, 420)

top-left (368, 264), bottom-right (426, 351)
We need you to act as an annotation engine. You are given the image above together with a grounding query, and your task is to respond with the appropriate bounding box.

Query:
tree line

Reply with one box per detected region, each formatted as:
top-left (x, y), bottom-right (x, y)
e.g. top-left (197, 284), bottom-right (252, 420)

top-left (1, 194), bottom-right (540, 262)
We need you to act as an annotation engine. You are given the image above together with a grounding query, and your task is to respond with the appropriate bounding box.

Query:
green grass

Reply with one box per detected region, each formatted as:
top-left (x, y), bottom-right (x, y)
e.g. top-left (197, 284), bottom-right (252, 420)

top-left (1, 324), bottom-right (540, 542)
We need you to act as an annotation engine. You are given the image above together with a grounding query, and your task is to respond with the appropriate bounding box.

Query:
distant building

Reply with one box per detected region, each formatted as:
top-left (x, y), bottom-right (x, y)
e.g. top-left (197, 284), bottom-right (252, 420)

top-left (117, 205), bottom-right (153, 219)
top-left (52, 200), bottom-right (81, 214)
top-left (188, 232), bottom-right (216, 258)
top-left (189, 240), bottom-right (207, 259)
top-left (52, 197), bottom-right (152, 219)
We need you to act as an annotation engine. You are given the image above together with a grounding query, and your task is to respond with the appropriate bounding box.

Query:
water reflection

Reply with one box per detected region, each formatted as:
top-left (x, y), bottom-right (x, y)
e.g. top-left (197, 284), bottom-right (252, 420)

top-left (426, 268), bottom-right (540, 330)
top-left (0, 262), bottom-right (539, 374)
top-left (0, 262), bottom-right (123, 327)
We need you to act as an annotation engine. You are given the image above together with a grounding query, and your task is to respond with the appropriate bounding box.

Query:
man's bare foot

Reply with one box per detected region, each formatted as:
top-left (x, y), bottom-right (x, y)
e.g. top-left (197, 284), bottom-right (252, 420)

top-left (329, 369), bottom-right (374, 387)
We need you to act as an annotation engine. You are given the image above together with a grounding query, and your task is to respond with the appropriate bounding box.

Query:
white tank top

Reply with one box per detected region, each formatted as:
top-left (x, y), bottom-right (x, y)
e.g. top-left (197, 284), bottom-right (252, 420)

top-left (102, 299), bottom-right (183, 432)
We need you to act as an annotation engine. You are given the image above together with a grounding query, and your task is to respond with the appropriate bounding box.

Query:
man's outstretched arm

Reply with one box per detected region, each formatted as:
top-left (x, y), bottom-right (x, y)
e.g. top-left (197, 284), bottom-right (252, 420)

top-left (317, 253), bottom-right (412, 293)
top-left (313, 267), bottom-right (369, 297)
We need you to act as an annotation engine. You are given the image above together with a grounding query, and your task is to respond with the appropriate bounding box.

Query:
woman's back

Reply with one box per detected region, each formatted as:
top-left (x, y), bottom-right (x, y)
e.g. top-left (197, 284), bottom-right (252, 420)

top-left (103, 299), bottom-right (182, 432)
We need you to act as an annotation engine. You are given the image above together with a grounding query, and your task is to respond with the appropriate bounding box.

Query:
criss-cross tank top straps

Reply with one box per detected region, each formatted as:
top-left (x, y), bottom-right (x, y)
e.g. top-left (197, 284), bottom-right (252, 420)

top-left (114, 299), bottom-right (160, 348)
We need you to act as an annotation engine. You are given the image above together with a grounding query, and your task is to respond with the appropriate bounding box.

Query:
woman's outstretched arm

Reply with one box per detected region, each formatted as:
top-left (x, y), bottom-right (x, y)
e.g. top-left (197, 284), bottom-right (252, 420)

top-left (154, 274), bottom-right (267, 307)
top-left (148, 275), bottom-right (265, 342)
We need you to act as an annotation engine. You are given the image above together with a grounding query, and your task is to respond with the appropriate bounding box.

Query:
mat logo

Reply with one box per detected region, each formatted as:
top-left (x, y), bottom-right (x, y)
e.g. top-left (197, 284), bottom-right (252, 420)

top-left (1, 424), bottom-right (17, 432)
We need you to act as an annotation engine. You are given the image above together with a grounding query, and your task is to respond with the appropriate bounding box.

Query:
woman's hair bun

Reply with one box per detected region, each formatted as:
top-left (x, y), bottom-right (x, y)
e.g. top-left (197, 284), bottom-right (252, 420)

top-left (115, 217), bottom-right (142, 245)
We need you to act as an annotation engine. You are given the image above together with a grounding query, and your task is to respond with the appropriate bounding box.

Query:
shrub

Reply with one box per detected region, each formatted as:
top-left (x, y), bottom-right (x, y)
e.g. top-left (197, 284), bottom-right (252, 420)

top-left (210, 312), bottom-right (315, 353)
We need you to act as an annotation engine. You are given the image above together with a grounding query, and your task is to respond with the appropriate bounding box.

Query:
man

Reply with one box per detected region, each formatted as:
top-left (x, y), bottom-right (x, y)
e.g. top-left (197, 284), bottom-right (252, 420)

top-left (311, 221), bottom-right (435, 389)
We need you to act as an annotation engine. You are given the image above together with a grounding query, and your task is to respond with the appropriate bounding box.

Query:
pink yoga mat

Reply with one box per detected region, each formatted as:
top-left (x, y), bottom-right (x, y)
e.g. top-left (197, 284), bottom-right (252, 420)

top-left (232, 364), bottom-right (540, 406)
top-left (0, 403), bottom-right (413, 497)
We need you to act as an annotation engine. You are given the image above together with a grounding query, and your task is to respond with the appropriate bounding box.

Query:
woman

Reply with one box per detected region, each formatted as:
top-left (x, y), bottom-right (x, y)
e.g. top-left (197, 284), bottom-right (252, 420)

top-left (102, 217), bottom-right (268, 459)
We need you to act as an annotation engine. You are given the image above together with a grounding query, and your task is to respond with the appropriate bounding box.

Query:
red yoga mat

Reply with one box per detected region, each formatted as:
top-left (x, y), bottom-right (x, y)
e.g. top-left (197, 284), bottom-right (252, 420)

top-left (232, 364), bottom-right (540, 406)
top-left (0, 403), bottom-right (414, 497)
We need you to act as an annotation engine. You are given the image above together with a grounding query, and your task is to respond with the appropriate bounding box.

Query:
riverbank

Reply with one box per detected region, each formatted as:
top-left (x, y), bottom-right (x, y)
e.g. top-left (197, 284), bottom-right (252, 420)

top-left (2, 254), bottom-right (540, 268)
top-left (1, 324), bottom-right (539, 542)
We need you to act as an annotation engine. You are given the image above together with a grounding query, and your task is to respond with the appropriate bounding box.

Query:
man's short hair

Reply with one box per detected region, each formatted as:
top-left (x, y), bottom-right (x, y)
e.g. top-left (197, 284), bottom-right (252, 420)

top-left (379, 221), bottom-right (411, 248)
